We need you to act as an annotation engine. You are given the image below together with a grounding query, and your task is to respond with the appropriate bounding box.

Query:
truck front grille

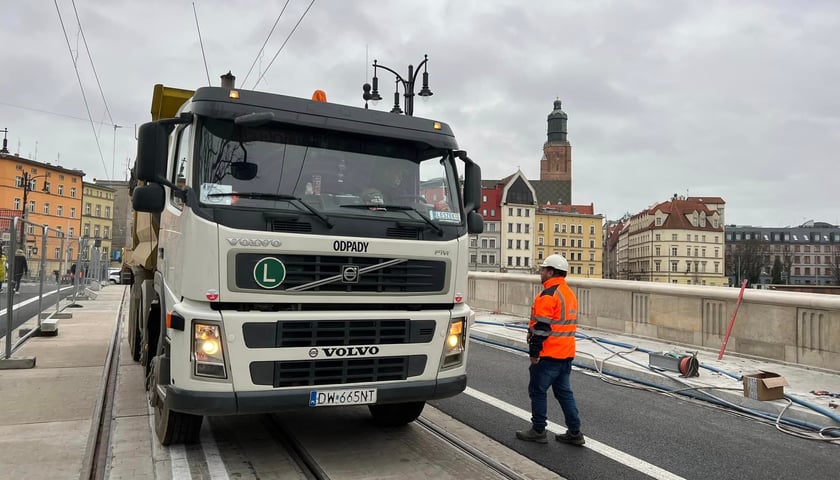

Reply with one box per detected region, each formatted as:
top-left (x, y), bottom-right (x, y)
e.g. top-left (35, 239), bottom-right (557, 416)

top-left (242, 319), bottom-right (436, 348)
top-left (235, 254), bottom-right (446, 292)
top-left (249, 355), bottom-right (427, 387)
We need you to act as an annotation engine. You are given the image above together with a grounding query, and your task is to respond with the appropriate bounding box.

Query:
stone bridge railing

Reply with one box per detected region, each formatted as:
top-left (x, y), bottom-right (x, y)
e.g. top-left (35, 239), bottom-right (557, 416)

top-left (467, 272), bottom-right (840, 372)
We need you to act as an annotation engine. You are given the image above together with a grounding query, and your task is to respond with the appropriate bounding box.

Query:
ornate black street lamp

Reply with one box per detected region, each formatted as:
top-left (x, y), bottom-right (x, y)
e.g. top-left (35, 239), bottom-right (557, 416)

top-left (362, 54), bottom-right (433, 116)
top-left (18, 171), bottom-right (50, 246)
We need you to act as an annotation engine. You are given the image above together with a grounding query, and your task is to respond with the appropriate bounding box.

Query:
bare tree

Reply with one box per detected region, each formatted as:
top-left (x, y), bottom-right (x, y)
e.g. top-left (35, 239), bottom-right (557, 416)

top-left (726, 238), bottom-right (769, 286)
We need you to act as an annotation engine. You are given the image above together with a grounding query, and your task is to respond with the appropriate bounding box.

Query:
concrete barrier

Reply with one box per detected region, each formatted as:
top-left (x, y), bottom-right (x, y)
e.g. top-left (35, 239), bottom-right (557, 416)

top-left (468, 272), bottom-right (840, 372)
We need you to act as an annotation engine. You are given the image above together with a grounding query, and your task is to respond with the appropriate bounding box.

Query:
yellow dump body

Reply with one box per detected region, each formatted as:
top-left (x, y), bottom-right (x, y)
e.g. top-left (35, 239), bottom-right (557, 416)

top-left (150, 84), bottom-right (194, 120)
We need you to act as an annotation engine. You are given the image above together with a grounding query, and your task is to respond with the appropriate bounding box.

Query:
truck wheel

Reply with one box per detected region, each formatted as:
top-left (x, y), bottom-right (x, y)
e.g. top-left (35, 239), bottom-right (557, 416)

top-left (150, 358), bottom-right (203, 445)
top-left (368, 401), bottom-right (426, 427)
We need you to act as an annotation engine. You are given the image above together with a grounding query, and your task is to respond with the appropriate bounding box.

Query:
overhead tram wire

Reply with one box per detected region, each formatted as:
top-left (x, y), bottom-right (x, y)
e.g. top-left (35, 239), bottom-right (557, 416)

top-left (192, 2), bottom-right (212, 86)
top-left (70, 0), bottom-right (114, 125)
top-left (253, 0), bottom-right (317, 90)
top-left (241, 0), bottom-right (292, 87)
top-left (53, 0), bottom-right (109, 177)
top-left (0, 101), bottom-right (118, 126)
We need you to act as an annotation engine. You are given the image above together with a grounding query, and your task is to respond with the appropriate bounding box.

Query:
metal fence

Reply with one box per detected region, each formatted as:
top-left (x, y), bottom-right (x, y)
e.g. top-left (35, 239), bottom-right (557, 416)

top-left (0, 216), bottom-right (107, 363)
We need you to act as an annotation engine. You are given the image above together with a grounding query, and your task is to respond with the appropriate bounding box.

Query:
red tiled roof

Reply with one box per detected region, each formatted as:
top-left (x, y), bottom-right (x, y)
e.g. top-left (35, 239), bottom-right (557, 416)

top-left (686, 196), bottom-right (725, 204)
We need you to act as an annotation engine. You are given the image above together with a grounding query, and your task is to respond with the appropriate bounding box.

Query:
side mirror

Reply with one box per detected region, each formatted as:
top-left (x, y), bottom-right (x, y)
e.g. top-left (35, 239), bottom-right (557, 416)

top-left (132, 184), bottom-right (165, 213)
top-left (467, 211), bottom-right (484, 234)
top-left (460, 154), bottom-right (482, 213)
top-left (135, 122), bottom-right (170, 182)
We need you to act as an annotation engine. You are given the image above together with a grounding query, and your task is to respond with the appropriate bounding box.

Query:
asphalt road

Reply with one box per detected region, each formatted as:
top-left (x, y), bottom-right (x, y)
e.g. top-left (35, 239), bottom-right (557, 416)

top-left (431, 340), bottom-right (839, 480)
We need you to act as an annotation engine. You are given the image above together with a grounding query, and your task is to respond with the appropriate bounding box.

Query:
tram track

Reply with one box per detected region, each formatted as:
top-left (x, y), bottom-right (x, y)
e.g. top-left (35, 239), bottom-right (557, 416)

top-left (79, 286), bottom-right (127, 480)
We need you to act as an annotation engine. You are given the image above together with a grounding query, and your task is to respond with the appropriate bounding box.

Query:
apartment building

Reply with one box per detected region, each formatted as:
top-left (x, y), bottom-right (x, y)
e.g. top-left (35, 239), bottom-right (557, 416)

top-left (81, 181), bottom-right (117, 267)
top-left (617, 196), bottom-right (726, 286)
top-left (535, 204), bottom-right (603, 277)
top-left (0, 152), bottom-right (84, 276)
top-left (725, 222), bottom-right (840, 286)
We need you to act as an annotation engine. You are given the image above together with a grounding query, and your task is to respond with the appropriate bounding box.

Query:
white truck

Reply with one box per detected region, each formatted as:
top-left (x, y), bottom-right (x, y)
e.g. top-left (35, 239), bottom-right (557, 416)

top-left (126, 77), bottom-right (484, 445)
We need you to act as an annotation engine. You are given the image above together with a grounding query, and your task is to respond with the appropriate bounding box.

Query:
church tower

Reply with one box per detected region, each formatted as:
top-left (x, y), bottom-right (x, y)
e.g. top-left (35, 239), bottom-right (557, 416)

top-left (540, 99), bottom-right (571, 183)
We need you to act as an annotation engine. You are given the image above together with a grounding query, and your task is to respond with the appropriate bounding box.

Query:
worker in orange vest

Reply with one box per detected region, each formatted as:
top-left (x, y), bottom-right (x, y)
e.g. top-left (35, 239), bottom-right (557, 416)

top-left (516, 254), bottom-right (585, 446)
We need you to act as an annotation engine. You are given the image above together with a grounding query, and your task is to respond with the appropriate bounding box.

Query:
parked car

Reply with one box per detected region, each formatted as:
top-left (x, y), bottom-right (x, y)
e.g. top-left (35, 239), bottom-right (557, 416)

top-left (108, 268), bottom-right (121, 284)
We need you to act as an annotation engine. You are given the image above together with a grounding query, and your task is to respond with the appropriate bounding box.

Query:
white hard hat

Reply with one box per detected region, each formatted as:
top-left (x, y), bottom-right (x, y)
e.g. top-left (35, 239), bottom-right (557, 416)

top-left (540, 254), bottom-right (569, 272)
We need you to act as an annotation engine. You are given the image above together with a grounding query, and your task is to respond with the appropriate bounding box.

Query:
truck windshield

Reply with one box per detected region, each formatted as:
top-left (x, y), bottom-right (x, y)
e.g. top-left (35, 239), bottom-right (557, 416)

top-left (195, 118), bottom-right (462, 224)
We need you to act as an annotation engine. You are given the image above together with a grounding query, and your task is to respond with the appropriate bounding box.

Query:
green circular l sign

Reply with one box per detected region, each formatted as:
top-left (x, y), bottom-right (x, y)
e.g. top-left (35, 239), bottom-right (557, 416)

top-left (253, 257), bottom-right (286, 289)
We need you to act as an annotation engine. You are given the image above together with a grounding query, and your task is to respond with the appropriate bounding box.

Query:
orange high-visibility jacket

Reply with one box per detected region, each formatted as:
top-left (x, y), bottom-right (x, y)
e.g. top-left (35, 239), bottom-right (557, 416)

top-left (528, 276), bottom-right (578, 359)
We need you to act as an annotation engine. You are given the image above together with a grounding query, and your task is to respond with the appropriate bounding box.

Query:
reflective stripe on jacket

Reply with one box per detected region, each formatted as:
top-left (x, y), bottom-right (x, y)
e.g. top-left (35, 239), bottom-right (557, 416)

top-left (528, 276), bottom-right (577, 359)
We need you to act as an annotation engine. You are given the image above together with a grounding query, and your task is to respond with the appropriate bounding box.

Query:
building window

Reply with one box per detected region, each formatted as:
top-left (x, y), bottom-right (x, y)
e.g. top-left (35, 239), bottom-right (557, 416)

top-left (71, 187), bottom-right (77, 198)
top-left (517, 208), bottom-right (522, 217)
top-left (70, 207), bottom-right (76, 218)
top-left (590, 225), bottom-right (595, 234)
top-left (590, 240), bottom-right (595, 248)
top-left (516, 224), bottom-right (522, 233)
top-left (516, 240), bottom-right (521, 249)
top-left (508, 223), bottom-right (513, 233)
top-left (672, 234), bottom-right (678, 241)
top-left (508, 239), bottom-right (513, 249)
top-left (490, 209), bottom-right (495, 216)
top-left (43, 203), bottom-right (50, 215)
top-left (539, 222), bottom-right (544, 232)
top-left (515, 257), bottom-right (521, 267)
top-left (524, 240), bottom-right (530, 250)
top-left (85, 203), bottom-right (92, 215)
top-left (562, 224), bottom-right (567, 233)
top-left (554, 224), bottom-right (559, 233)
top-left (482, 195), bottom-right (487, 202)
top-left (481, 254), bottom-right (487, 264)
top-left (489, 255), bottom-right (496, 264)
top-left (525, 210), bottom-right (530, 217)
top-left (508, 208), bottom-right (513, 216)
top-left (14, 198), bottom-right (20, 210)
top-left (671, 261), bottom-right (678, 272)
top-left (561, 238), bottom-right (566, 247)
top-left (28, 200), bottom-right (35, 213)
top-left (83, 224), bottom-right (90, 237)
top-left (671, 247), bottom-right (678, 256)
top-left (655, 246), bottom-right (660, 256)
top-left (54, 247), bottom-right (61, 259)
top-left (481, 238), bottom-right (488, 248)
top-left (655, 234), bottom-right (661, 241)
top-left (57, 205), bottom-right (63, 216)
top-left (489, 239), bottom-right (496, 248)
top-left (470, 254), bottom-right (477, 264)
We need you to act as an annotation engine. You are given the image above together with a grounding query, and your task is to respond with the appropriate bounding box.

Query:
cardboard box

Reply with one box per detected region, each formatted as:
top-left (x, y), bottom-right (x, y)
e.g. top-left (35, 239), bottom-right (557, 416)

top-left (742, 371), bottom-right (788, 401)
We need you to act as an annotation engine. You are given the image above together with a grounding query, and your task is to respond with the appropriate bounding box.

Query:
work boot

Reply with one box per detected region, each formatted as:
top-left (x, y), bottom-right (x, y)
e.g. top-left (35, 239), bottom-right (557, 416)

top-left (515, 427), bottom-right (548, 444)
top-left (555, 431), bottom-right (585, 446)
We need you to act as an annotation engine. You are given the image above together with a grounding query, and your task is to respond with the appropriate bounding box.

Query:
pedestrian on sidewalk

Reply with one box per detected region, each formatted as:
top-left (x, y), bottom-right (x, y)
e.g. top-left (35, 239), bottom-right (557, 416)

top-left (0, 249), bottom-right (6, 293)
top-left (516, 254), bottom-right (585, 446)
top-left (13, 249), bottom-right (28, 294)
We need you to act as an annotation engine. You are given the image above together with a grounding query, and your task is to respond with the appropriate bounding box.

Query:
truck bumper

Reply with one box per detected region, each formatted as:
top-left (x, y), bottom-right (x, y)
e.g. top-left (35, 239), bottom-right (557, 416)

top-left (164, 375), bottom-right (467, 416)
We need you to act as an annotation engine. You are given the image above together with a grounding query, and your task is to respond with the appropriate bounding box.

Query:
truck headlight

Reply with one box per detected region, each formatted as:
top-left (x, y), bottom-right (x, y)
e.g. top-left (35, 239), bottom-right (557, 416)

top-left (441, 317), bottom-right (466, 369)
top-left (193, 322), bottom-right (227, 378)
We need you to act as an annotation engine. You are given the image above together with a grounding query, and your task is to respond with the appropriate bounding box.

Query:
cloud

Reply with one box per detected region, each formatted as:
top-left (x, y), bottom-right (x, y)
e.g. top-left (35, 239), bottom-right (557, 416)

top-left (1, 0), bottom-right (838, 227)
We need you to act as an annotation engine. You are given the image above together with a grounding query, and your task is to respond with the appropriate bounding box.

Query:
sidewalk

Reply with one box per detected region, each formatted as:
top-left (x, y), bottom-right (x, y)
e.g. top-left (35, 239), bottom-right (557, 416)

top-left (0, 284), bottom-right (125, 479)
top-left (471, 311), bottom-right (840, 432)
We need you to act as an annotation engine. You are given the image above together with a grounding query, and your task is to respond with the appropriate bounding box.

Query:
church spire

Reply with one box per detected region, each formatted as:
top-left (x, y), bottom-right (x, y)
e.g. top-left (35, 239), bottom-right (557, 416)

top-left (547, 99), bottom-right (568, 143)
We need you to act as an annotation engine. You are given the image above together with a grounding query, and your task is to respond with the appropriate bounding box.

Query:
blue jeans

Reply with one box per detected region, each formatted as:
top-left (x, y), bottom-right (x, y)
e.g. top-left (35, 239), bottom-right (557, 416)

top-left (528, 358), bottom-right (581, 433)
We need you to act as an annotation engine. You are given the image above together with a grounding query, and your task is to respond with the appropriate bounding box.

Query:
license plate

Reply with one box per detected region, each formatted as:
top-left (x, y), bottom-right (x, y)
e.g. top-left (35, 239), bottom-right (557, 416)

top-left (309, 388), bottom-right (377, 407)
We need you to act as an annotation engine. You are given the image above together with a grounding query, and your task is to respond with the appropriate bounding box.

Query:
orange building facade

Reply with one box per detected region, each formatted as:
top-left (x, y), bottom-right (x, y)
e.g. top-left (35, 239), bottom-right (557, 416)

top-left (0, 153), bottom-right (84, 278)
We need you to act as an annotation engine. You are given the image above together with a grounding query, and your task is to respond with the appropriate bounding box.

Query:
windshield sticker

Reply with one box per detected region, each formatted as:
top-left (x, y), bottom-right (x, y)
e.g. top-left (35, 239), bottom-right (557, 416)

top-left (200, 183), bottom-right (233, 205)
top-left (429, 210), bottom-right (461, 222)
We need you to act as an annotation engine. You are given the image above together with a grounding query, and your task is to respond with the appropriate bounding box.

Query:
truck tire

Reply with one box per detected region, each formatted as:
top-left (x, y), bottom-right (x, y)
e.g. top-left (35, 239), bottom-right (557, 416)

top-left (368, 401), bottom-right (426, 427)
top-left (150, 357), bottom-right (203, 445)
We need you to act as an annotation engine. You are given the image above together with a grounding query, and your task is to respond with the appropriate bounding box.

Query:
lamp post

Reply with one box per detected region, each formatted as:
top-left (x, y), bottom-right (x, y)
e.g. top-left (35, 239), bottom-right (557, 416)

top-left (362, 54), bottom-right (433, 116)
top-left (19, 171), bottom-right (50, 247)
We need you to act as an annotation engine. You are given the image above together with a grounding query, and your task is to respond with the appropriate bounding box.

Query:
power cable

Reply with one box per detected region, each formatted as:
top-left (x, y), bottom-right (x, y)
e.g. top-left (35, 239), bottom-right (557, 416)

top-left (253, 0), bottom-right (316, 90)
top-left (53, 0), bottom-right (109, 177)
top-left (0, 100), bottom-right (119, 126)
top-left (192, 2), bottom-right (212, 86)
top-left (70, 0), bottom-right (114, 125)
top-left (241, 0), bottom-right (292, 87)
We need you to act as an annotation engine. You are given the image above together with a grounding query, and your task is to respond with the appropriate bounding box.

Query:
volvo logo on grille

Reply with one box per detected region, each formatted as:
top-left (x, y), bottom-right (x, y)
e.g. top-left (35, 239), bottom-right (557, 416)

top-left (308, 348), bottom-right (318, 358)
top-left (341, 265), bottom-right (360, 283)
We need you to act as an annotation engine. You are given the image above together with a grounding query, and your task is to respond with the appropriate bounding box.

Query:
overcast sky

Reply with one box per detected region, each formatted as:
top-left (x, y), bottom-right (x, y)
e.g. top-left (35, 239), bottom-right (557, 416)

top-left (2, 0), bottom-right (838, 227)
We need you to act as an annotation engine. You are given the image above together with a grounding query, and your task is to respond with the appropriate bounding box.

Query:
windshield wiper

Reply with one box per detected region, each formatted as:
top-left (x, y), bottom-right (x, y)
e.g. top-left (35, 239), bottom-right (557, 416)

top-left (208, 192), bottom-right (333, 228)
top-left (339, 204), bottom-right (443, 236)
